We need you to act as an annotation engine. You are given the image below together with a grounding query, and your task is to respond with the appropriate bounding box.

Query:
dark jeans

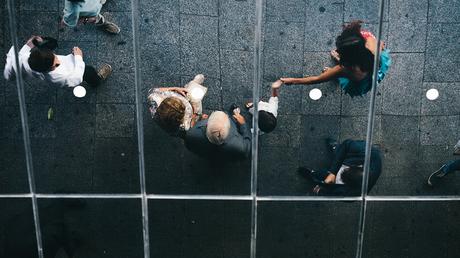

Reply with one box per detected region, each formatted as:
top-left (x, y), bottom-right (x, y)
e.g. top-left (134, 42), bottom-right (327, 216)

top-left (442, 159), bottom-right (460, 174)
top-left (83, 65), bottom-right (102, 87)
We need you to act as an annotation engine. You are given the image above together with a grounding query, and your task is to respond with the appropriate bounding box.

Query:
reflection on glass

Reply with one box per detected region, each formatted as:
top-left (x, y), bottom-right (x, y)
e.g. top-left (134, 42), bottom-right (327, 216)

top-left (258, 0), bottom-right (386, 196)
top-left (371, 0), bottom-right (460, 196)
top-left (2, 0), bottom-right (140, 193)
top-left (140, 0), bottom-right (255, 195)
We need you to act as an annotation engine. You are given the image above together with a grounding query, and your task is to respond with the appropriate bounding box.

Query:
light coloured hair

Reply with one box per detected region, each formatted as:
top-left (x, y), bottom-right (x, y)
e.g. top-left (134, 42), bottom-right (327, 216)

top-left (206, 111), bottom-right (230, 145)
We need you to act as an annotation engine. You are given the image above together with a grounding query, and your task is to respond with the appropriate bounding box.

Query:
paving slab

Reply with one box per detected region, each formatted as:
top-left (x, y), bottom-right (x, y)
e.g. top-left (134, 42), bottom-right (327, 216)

top-left (387, 0), bottom-right (427, 52)
top-left (424, 23), bottom-right (460, 82)
top-left (428, 0), bottom-right (460, 23)
top-left (266, 0), bottom-right (305, 22)
top-left (381, 53), bottom-right (424, 115)
top-left (420, 115), bottom-right (459, 145)
top-left (179, 0), bottom-right (218, 16)
top-left (344, 0), bottom-right (389, 23)
top-left (421, 83), bottom-right (460, 115)
top-left (95, 104), bottom-right (135, 137)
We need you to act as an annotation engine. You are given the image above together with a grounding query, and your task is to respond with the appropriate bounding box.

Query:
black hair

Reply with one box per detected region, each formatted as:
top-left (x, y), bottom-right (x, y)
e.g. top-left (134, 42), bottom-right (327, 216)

top-left (336, 20), bottom-right (374, 73)
top-left (341, 166), bottom-right (363, 187)
top-left (28, 47), bottom-right (55, 73)
top-left (258, 110), bottom-right (277, 133)
top-left (32, 37), bottom-right (58, 51)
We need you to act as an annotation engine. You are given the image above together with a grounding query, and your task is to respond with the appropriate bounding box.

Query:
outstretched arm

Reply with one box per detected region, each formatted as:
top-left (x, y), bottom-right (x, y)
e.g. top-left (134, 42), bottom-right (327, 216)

top-left (280, 65), bottom-right (345, 85)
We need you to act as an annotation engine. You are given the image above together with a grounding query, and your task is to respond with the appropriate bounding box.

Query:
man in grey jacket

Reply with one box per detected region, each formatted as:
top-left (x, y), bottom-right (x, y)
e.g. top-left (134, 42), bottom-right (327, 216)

top-left (184, 110), bottom-right (252, 160)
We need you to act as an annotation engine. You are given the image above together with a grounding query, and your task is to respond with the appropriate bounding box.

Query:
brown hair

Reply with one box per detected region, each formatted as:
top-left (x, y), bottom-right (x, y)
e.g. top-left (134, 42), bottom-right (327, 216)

top-left (155, 97), bottom-right (186, 134)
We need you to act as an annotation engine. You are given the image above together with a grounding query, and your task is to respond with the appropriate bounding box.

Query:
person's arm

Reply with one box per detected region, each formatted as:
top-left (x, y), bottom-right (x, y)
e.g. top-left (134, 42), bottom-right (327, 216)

top-left (156, 87), bottom-right (188, 97)
top-left (229, 113), bottom-right (252, 158)
top-left (281, 65), bottom-right (345, 85)
top-left (365, 37), bottom-right (385, 56)
top-left (63, 47), bottom-right (85, 87)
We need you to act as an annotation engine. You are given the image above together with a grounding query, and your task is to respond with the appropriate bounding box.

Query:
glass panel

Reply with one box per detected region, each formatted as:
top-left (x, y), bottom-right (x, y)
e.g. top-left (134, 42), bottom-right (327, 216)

top-left (0, 198), bottom-right (37, 258)
top-left (149, 200), bottom-right (251, 257)
top-left (1, 0), bottom-right (31, 194)
top-left (258, 0), bottom-right (382, 196)
top-left (139, 0), bottom-right (256, 195)
top-left (369, 0), bottom-right (460, 196)
top-left (363, 201), bottom-right (460, 257)
top-left (38, 198), bottom-right (143, 258)
top-left (8, 0), bottom-right (140, 193)
top-left (257, 201), bottom-right (361, 257)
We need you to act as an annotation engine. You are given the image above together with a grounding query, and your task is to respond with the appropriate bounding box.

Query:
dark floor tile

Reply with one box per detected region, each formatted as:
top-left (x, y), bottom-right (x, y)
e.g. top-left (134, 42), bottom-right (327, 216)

top-left (219, 18), bottom-right (254, 51)
top-left (266, 0), bottom-right (305, 22)
top-left (139, 7), bottom-right (180, 45)
top-left (96, 104), bottom-right (135, 137)
top-left (424, 23), bottom-right (460, 82)
top-left (38, 199), bottom-right (143, 258)
top-left (382, 53), bottom-right (424, 115)
top-left (97, 72), bottom-right (135, 103)
top-left (19, 0), bottom-right (58, 11)
top-left (421, 83), bottom-right (460, 115)
top-left (388, 0), bottom-right (427, 52)
top-left (179, 0), bottom-right (218, 16)
top-left (93, 137), bottom-right (139, 193)
top-left (344, 0), bottom-right (389, 23)
top-left (0, 139), bottom-right (29, 193)
top-left (264, 21), bottom-right (304, 51)
top-left (340, 115), bottom-right (382, 144)
top-left (180, 15), bottom-right (220, 78)
top-left (0, 199), bottom-right (37, 258)
top-left (300, 115), bottom-right (341, 169)
top-left (149, 200), bottom-right (251, 258)
top-left (420, 115), bottom-right (459, 146)
top-left (428, 0), bottom-right (460, 22)
top-left (17, 11), bottom-right (59, 40)
top-left (263, 49), bottom-right (304, 80)
top-left (257, 201), bottom-right (360, 258)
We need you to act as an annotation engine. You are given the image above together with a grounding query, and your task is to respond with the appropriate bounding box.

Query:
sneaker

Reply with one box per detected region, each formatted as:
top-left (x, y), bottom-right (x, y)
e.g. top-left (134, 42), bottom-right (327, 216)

top-left (271, 80), bottom-right (282, 89)
top-left (192, 74), bottom-right (205, 84)
top-left (297, 166), bottom-right (315, 177)
top-left (427, 165), bottom-right (447, 186)
top-left (97, 63), bottom-right (112, 81)
top-left (98, 12), bottom-right (121, 34)
top-left (100, 0), bottom-right (107, 4)
top-left (326, 138), bottom-right (338, 152)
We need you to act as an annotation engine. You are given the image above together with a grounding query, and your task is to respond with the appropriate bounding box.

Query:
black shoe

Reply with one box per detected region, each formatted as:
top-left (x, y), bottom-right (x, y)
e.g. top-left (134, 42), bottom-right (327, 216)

top-left (427, 165), bottom-right (447, 187)
top-left (297, 166), bottom-right (315, 178)
top-left (326, 138), bottom-right (338, 152)
top-left (228, 103), bottom-right (239, 114)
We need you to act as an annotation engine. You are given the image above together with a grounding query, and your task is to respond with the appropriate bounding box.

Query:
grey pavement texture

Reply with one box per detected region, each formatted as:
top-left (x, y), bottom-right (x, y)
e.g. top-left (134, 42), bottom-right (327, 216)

top-left (1, 0), bottom-right (460, 258)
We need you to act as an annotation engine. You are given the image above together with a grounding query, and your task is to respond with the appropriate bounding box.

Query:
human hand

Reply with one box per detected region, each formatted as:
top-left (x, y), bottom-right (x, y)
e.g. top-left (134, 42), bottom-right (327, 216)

top-left (280, 78), bottom-right (296, 84)
top-left (324, 173), bottom-right (336, 184)
top-left (233, 113), bottom-right (245, 125)
top-left (313, 185), bottom-right (322, 194)
top-left (172, 87), bottom-right (188, 97)
top-left (72, 47), bottom-right (83, 57)
top-left (26, 35), bottom-right (43, 48)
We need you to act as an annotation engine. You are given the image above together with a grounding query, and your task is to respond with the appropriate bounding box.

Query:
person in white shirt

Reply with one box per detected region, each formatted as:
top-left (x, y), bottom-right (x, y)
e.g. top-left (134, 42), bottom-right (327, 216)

top-left (245, 80), bottom-right (282, 133)
top-left (4, 35), bottom-right (112, 87)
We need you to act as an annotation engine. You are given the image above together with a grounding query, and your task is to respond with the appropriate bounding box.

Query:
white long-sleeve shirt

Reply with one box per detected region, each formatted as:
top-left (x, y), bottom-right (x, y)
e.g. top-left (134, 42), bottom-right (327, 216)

top-left (3, 44), bottom-right (85, 87)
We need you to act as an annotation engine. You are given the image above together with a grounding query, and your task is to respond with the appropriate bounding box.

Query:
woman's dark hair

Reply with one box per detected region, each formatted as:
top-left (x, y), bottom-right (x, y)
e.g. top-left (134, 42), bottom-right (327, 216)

top-left (341, 166), bottom-right (363, 187)
top-left (28, 47), bottom-right (54, 73)
top-left (155, 97), bottom-right (186, 134)
top-left (336, 20), bottom-right (374, 73)
top-left (258, 111), bottom-right (277, 133)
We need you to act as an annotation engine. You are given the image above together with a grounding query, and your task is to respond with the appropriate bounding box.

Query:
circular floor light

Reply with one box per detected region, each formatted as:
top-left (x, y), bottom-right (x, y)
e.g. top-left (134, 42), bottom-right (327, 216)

top-left (73, 86), bottom-right (86, 98)
top-left (426, 88), bottom-right (439, 100)
top-left (309, 88), bottom-right (322, 100)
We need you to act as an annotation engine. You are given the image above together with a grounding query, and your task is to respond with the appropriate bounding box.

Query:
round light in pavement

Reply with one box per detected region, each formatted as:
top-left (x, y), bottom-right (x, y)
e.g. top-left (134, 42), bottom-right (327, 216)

top-left (426, 88), bottom-right (439, 100)
top-left (309, 88), bottom-right (322, 100)
top-left (73, 86), bottom-right (86, 98)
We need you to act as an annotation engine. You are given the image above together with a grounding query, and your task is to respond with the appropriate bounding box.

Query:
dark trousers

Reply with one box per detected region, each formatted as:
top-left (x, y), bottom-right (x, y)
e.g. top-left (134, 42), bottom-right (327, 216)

top-left (83, 65), bottom-right (102, 87)
top-left (443, 159), bottom-right (460, 174)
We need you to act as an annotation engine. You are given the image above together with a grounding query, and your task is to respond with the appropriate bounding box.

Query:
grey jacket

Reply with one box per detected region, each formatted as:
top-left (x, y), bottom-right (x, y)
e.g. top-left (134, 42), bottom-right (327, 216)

top-left (184, 116), bottom-right (252, 159)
